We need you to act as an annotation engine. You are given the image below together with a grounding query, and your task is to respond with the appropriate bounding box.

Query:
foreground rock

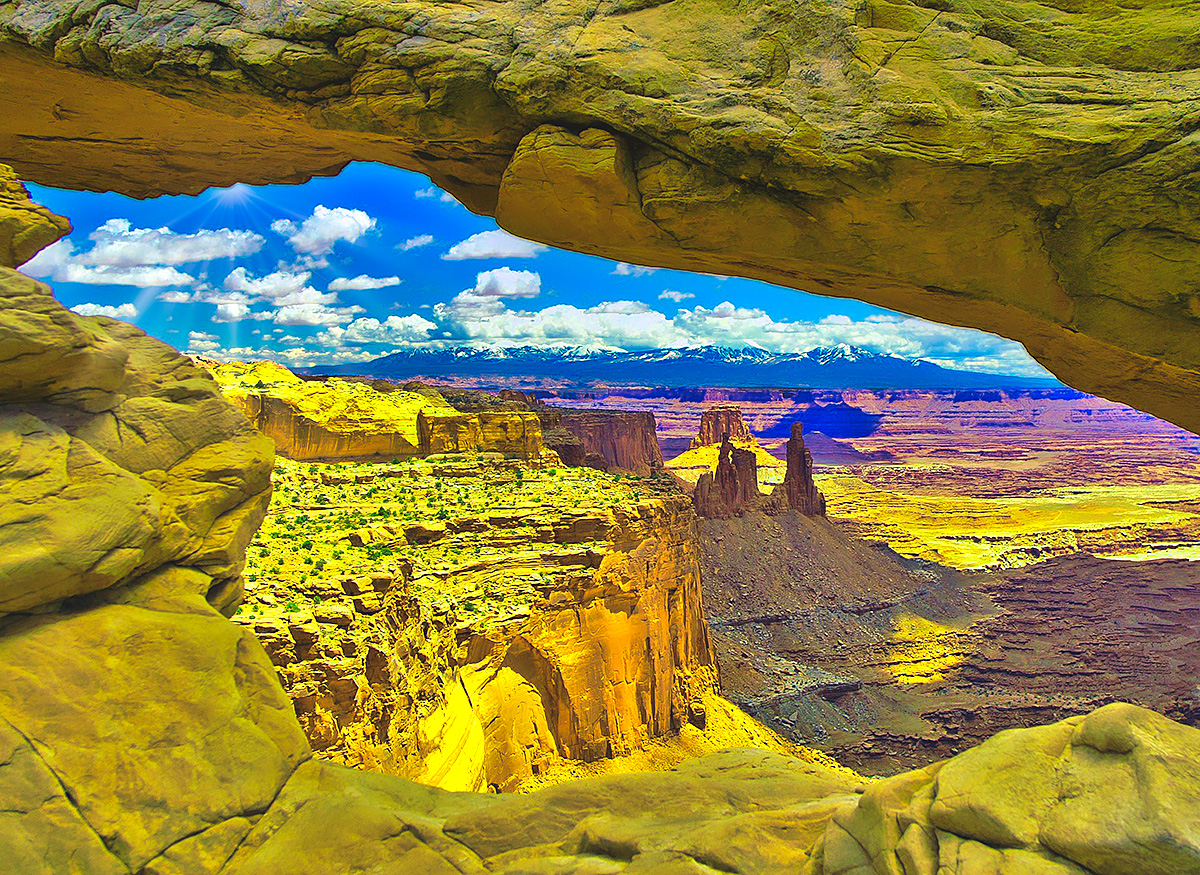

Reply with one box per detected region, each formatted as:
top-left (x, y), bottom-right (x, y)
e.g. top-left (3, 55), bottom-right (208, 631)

top-left (0, 164), bottom-right (69, 268)
top-left (2, 11), bottom-right (1200, 431)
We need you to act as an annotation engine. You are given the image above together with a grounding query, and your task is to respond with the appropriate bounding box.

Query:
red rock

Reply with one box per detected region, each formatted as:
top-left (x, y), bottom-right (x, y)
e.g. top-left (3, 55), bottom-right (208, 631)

top-left (693, 436), bottom-right (762, 519)
top-left (767, 423), bottom-right (826, 517)
top-left (690, 405), bottom-right (754, 448)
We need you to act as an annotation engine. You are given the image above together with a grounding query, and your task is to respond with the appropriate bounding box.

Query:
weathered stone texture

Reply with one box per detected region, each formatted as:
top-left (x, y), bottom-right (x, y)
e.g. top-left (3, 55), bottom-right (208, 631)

top-left (2, 2), bottom-right (1200, 429)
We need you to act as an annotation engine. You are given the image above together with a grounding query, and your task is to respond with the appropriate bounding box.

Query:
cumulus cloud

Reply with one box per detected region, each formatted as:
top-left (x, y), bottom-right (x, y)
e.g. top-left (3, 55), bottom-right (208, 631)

top-left (272, 301), bottom-right (365, 327)
top-left (328, 274), bottom-right (402, 291)
top-left (399, 234), bottom-right (434, 251)
top-left (186, 330), bottom-right (222, 353)
top-left (75, 219), bottom-right (263, 266)
top-left (659, 290), bottom-right (694, 302)
top-left (24, 241), bottom-right (195, 286)
top-left (471, 267), bottom-right (541, 299)
top-left (225, 267), bottom-right (311, 299)
top-left (612, 262), bottom-right (657, 277)
top-left (70, 302), bottom-right (139, 320)
top-left (158, 290), bottom-right (193, 303)
top-left (437, 299), bottom-right (681, 349)
top-left (414, 187), bottom-right (459, 205)
top-left (271, 206), bottom-right (376, 255)
top-left (321, 314), bottom-right (437, 345)
top-left (442, 230), bottom-right (548, 261)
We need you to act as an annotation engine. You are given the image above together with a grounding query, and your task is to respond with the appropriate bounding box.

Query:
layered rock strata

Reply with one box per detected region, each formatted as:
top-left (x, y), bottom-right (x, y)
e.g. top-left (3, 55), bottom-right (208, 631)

top-left (546, 408), bottom-right (666, 475)
top-left (0, 163), bottom-right (69, 268)
top-left (692, 405), bottom-right (756, 449)
top-left (236, 456), bottom-right (717, 793)
top-left (209, 361), bottom-right (551, 462)
top-left (3, 10), bottom-right (1200, 431)
top-left (416, 408), bottom-right (547, 462)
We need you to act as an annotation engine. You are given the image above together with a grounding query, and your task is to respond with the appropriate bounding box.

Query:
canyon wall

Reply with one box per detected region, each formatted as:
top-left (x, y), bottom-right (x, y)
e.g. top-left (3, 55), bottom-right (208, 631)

top-left (235, 467), bottom-right (717, 794)
top-left (544, 408), bottom-right (665, 475)
top-left (416, 409), bottom-right (546, 462)
top-left (210, 361), bottom-right (550, 462)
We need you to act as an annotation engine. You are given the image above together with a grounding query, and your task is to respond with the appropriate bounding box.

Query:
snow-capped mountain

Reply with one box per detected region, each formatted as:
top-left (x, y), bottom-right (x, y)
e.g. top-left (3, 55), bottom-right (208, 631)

top-left (306, 344), bottom-right (1059, 390)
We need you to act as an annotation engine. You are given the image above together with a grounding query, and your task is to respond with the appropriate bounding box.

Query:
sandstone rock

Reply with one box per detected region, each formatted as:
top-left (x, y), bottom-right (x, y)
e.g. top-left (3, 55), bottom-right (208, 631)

top-left (766, 424), bottom-right (826, 517)
top-left (208, 360), bottom-right (450, 460)
top-left (694, 436), bottom-right (762, 519)
top-left (0, 163), bottom-right (69, 268)
top-left (0, 268), bottom-right (272, 615)
top-left (418, 409), bottom-right (547, 460)
top-left (542, 408), bottom-right (665, 475)
top-left (2, 11), bottom-right (1199, 430)
top-left (691, 405), bottom-right (755, 449)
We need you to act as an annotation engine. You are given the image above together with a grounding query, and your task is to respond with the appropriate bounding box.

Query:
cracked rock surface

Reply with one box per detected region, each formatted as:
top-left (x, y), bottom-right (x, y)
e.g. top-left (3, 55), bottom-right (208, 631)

top-left (1, 1), bottom-right (1199, 430)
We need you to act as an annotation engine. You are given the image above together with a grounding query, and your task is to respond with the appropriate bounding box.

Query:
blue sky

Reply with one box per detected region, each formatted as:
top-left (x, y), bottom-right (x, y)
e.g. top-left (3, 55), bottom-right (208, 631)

top-left (21, 162), bottom-right (1051, 377)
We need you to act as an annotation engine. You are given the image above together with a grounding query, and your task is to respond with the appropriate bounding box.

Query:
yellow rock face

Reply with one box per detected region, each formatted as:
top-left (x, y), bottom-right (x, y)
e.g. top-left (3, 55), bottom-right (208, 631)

top-left (235, 456), bottom-right (718, 794)
top-left (0, 163), bottom-right (69, 268)
top-left (208, 360), bottom-right (452, 460)
top-left (2, 10), bottom-right (1200, 429)
top-left (3, 261), bottom-right (1200, 873)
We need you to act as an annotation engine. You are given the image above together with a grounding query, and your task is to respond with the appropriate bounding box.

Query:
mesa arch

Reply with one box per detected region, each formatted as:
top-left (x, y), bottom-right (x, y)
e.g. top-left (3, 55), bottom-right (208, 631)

top-left (1, 0), bottom-right (1199, 431)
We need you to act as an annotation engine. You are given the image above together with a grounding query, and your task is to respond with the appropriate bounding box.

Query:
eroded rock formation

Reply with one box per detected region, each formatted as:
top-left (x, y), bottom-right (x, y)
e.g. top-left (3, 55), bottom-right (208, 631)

top-left (417, 408), bottom-right (547, 462)
top-left (237, 464), bottom-right (718, 793)
top-left (542, 407), bottom-right (665, 475)
top-left (694, 436), bottom-right (763, 519)
top-left (767, 423), bottom-right (827, 517)
top-left (2, 9), bottom-right (1200, 430)
top-left (0, 164), bottom-right (69, 268)
top-left (208, 360), bottom-right (552, 462)
top-left (692, 405), bottom-right (756, 449)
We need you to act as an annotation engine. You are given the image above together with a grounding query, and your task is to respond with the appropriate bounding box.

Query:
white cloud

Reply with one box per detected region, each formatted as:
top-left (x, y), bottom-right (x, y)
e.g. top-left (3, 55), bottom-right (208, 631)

top-left (328, 274), bottom-right (402, 291)
top-left (659, 290), bottom-right (694, 302)
top-left (189, 331), bottom-right (218, 342)
top-left (70, 302), bottom-right (139, 320)
top-left (442, 230), bottom-right (548, 261)
top-left (186, 330), bottom-right (222, 353)
top-left (471, 267), bottom-right (541, 299)
top-left (438, 299), bottom-right (681, 349)
top-left (399, 234), bottom-right (434, 251)
top-left (271, 206), bottom-right (376, 255)
top-left (272, 302), bottom-right (364, 327)
top-left (612, 262), bottom-right (657, 277)
top-left (225, 267), bottom-right (311, 299)
top-left (24, 241), bottom-right (195, 287)
top-left (415, 186), bottom-right (460, 206)
top-left (77, 219), bottom-right (262, 267)
top-left (158, 290), bottom-right (193, 303)
top-left (321, 314), bottom-right (437, 345)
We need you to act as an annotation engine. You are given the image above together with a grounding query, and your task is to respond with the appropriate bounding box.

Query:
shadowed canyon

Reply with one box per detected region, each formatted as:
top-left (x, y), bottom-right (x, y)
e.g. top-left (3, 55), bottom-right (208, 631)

top-left (4, 2), bottom-right (1200, 870)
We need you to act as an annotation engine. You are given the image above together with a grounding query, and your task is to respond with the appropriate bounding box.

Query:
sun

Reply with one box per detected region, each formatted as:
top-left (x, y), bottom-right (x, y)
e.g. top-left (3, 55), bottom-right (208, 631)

top-left (212, 182), bottom-right (253, 205)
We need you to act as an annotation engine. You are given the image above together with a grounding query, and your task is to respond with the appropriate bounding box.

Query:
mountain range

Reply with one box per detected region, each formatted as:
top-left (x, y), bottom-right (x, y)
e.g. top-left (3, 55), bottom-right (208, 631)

top-left (305, 344), bottom-right (1061, 390)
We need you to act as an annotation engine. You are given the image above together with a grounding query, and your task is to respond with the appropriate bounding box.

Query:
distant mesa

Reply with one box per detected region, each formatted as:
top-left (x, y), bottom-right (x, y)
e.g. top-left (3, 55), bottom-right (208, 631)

top-left (690, 405), bottom-right (755, 449)
top-left (206, 360), bottom-right (550, 463)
